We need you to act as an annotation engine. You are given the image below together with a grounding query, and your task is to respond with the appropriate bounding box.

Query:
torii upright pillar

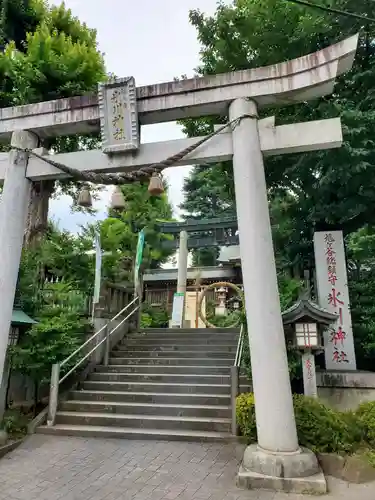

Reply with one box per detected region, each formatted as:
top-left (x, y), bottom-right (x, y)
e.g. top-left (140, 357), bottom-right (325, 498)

top-left (0, 131), bottom-right (38, 424)
top-left (230, 98), bottom-right (299, 454)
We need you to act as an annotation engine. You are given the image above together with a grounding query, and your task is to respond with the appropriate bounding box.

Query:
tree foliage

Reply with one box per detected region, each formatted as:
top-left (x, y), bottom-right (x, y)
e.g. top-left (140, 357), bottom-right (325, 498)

top-left (113, 182), bottom-right (174, 268)
top-left (0, 0), bottom-right (106, 245)
top-left (182, 0), bottom-right (375, 270)
top-left (0, 1), bottom-right (104, 107)
top-left (180, 0), bottom-right (375, 372)
top-left (18, 182), bottom-right (174, 317)
top-left (10, 306), bottom-right (90, 410)
top-left (18, 221), bottom-right (95, 316)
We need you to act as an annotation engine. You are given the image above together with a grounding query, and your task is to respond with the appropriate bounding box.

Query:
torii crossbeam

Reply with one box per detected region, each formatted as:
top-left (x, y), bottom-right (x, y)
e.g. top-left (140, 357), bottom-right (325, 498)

top-left (0, 34), bottom-right (359, 493)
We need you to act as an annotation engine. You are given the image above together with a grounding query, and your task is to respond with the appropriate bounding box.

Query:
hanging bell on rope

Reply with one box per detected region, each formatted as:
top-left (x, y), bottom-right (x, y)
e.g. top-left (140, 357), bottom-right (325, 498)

top-left (148, 172), bottom-right (164, 196)
top-left (77, 184), bottom-right (93, 208)
top-left (110, 185), bottom-right (127, 210)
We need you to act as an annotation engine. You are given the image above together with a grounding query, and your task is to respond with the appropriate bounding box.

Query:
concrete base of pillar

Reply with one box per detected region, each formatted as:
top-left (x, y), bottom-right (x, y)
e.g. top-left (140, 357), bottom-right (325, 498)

top-left (237, 444), bottom-right (327, 494)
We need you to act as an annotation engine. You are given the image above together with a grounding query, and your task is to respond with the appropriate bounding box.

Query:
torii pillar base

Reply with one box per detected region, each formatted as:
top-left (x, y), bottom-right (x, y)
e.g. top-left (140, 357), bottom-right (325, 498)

top-left (237, 445), bottom-right (326, 494)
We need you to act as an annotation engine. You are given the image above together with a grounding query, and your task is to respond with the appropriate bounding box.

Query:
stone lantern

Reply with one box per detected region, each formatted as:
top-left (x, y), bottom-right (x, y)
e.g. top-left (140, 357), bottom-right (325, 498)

top-left (215, 286), bottom-right (228, 316)
top-left (282, 295), bottom-right (337, 397)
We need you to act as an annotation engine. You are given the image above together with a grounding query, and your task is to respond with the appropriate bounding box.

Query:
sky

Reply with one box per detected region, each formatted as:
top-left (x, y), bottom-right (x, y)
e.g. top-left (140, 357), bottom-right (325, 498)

top-left (49, 0), bottom-right (222, 233)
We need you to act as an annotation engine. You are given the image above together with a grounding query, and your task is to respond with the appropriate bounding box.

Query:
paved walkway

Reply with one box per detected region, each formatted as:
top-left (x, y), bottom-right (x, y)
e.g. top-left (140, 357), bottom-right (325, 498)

top-left (0, 436), bottom-right (375, 500)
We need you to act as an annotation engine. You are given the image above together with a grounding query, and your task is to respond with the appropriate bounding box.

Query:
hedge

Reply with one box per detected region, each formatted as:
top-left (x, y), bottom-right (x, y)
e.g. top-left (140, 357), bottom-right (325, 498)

top-left (236, 393), bottom-right (365, 454)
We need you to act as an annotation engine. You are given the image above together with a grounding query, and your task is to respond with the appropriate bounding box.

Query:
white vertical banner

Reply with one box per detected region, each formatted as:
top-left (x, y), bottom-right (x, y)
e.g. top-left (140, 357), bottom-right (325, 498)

top-left (314, 231), bottom-right (356, 370)
top-left (170, 292), bottom-right (184, 328)
top-left (93, 230), bottom-right (102, 305)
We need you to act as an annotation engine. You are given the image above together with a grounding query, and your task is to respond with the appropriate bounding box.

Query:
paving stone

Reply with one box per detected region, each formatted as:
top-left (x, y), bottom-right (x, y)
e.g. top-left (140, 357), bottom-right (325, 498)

top-left (0, 435), bottom-right (375, 499)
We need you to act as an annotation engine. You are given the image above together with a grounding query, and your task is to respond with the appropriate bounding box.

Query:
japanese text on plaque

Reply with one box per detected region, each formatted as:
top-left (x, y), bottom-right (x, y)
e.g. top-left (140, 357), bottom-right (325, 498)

top-left (110, 88), bottom-right (126, 142)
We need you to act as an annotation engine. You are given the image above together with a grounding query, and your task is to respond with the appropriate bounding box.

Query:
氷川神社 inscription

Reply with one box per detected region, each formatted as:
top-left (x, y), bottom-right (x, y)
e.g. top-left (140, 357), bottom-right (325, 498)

top-left (314, 231), bottom-right (356, 370)
top-left (98, 76), bottom-right (139, 154)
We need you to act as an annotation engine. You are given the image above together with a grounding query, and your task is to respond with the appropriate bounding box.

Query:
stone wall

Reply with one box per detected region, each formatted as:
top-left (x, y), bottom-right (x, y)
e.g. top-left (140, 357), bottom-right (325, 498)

top-left (317, 370), bottom-right (375, 411)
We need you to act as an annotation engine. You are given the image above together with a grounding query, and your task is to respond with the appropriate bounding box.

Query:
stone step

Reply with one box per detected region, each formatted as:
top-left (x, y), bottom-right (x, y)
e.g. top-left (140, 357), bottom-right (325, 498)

top-left (88, 372), bottom-right (250, 385)
top-left (82, 380), bottom-right (233, 395)
top-left (116, 344), bottom-right (237, 352)
top-left (60, 400), bottom-right (232, 418)
top-left (89, 372), bottom-right (227, 384)
top-left (54, 411), bottom-right (232, 433)
top-left (108, 357), bottom-right (234, 366)
top-left (126, 328), bottom-right (239, 339)
top-left (36, 424), bottom-right (233, 442)
top-left (122, 337), bottom-right (239, 346)
top-left (69, 390), bottom-right (231, 406)
top-left (95, 365), bottom-right (232, 375)
top-left (140, 328), bottom-right (240, 334)
top-left (111, 350), bottom-right (235, 358)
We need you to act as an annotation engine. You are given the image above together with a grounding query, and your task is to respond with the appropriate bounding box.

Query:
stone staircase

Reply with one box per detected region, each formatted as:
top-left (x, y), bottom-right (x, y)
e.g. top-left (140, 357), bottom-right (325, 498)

top-left (37, 328), bottom-right (250, 441)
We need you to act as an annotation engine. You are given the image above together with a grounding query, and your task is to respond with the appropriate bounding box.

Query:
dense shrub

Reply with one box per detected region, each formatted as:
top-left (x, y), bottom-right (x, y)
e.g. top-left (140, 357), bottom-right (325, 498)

top-left (140, 304), bottom-right (169, 328)
top-left (236, 393), bottom-right (256, 442)
top-left (2, 409), bottom-right (29, 438)
top-left (356, 401), bottom-right (375, 446)
top-left (10, 307), bottom-right (90, 412)
top-left (236, 393), bottom-right (363, 454)
top-left (293, 395), bottom-right (363, 453)
top-left (207, 312), bottom-right (242, 328)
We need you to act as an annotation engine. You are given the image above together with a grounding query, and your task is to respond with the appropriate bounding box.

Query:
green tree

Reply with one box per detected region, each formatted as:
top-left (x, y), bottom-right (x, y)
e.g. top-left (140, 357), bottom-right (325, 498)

top-left (18, 221), bottom-right (94, 316)
top-left (109, 182), bottom-right (175, 272)
top-left (345, 227), bottom-right (375, 370)
top-left (182, 0), bottom-right (375, 270)
top-left (182, 0), bottom-right (375, 373)
top-left (0, 0), bottom-right (44, 52)
top-left (10, 306), bottom-right (90, 413)
top-left (181, 163), bottom-right (236, 266)
top-left (81, 182), bottom-right (175, 283)
top-left (0, 1), bottom-right (106, 246)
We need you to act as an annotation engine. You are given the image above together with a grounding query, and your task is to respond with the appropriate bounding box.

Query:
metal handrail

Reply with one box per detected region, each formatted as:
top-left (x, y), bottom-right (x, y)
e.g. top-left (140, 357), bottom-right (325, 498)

top-left (60, 295), bottom-right (139, 369)
top-left (47, 295), bottom-right (140, 426)
top-left (231, 323), bottom-right (244, 436)
top-left (234, 323), bottom-right (244, 367)
top-left (59, 304), bottom-right (139, 384)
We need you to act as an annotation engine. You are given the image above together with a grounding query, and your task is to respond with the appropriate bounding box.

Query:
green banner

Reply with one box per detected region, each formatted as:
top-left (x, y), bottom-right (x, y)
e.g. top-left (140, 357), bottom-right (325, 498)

top-left (134, 229), bottom-right (145, 292)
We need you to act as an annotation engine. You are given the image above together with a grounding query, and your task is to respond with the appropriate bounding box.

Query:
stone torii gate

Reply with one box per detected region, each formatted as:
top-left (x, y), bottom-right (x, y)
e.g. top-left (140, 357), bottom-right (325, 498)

top-left (157, 217), bottom-right (239, 325)
top-left (0, 35), bottom-right (358, 492)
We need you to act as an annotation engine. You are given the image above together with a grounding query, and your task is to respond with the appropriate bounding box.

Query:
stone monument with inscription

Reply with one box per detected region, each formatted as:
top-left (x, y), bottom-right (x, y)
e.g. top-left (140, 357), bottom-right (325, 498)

top-left (314, 230), bottom-right (357, 370)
